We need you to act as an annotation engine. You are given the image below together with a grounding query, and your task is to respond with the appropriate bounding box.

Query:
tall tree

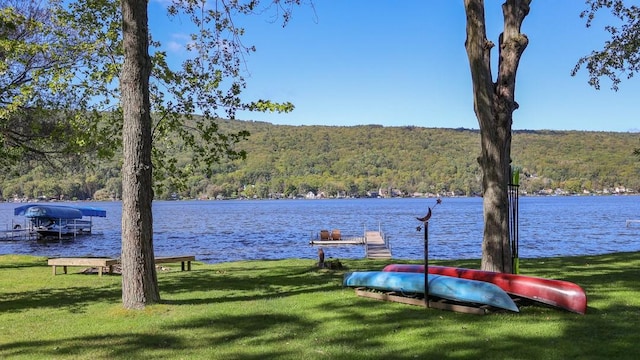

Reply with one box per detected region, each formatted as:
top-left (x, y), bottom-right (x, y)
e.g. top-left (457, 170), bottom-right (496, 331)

top-left (120, 0), bottom-right (158, 308)
top-left (2, 0), bottom-right (297, 308)
top-left (116, 0), bottom-right (297, 308)
top-left (464, 0), bottom-right (531, 273)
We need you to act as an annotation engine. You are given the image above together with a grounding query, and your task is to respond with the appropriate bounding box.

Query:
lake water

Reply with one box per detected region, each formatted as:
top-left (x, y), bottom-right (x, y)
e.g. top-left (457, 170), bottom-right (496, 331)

top-left (1, 196), bottom-right (639, 263)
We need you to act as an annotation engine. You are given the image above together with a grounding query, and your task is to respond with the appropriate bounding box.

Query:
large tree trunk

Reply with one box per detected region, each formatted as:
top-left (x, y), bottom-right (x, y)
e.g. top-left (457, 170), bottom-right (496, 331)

top-left (464, 0), bottom-right (530, 273)
top-left (120, 0), bottom-right (159, 308)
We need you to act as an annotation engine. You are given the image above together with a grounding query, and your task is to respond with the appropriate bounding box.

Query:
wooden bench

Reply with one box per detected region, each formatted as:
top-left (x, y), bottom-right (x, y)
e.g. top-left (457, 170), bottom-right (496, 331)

top-left (154, 255), bottom-right (195, 271)
top-left (48, 257), bottom-right (119, 277)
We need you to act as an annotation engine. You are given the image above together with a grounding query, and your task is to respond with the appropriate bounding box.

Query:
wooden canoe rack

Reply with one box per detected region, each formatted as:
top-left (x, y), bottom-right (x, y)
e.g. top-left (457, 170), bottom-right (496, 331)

top-left (354, 288), bottom-right (490, 315)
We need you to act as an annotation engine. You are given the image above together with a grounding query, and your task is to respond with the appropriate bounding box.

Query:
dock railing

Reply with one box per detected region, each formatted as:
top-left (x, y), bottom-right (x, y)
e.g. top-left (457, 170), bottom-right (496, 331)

top-left (0, 224), bottom-right (35, 241)
top-left (378, 223), bottom-right (391, 253)
top-left (364, 223), bottom-right (392, 259)
top-left (364, 231), bottom-right (368, 258)
top-left (364, 226), bottom-right (368, 258)
top-left (627, 220), bottom-right (640, 227)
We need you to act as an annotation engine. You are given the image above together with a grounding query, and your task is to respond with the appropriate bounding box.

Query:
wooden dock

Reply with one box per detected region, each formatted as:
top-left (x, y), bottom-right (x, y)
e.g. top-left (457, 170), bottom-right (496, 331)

top-left (365, 231), bottom-right (392, 259)
top-left (309, 237), bottom-right (365, 246)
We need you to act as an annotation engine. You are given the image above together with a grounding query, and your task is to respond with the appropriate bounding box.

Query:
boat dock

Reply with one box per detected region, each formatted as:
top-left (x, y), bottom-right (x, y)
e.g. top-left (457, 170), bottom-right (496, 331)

top-left (0, 227), bottom-right (35, 241)
top-left (11, 204), bottom-right (106, 240)
top-left (365, 231), bottom-right (392, 259)
top-left (309, 237), bottom-right (365, 246)
top-left (309, 227), bottom-right (392, 259)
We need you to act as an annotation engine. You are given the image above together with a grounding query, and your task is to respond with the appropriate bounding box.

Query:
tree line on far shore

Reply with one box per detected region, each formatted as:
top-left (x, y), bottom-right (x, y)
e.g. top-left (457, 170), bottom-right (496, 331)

top-left (1, 119), bottom-right (638, 201)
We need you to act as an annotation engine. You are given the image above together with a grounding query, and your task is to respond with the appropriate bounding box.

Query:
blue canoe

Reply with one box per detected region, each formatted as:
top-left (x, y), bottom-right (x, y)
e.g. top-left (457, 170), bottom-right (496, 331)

top-left (343, 271), bottom-right (519, 312)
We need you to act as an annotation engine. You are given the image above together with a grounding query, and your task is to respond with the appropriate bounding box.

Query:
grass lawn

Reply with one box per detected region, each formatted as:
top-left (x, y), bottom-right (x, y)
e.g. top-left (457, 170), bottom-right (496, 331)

top-left (1, 252), bottom-right (640, 359)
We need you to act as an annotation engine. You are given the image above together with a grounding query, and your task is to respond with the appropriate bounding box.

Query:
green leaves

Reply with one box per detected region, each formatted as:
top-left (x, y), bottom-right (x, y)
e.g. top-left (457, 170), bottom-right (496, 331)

top-left (2, 0), bottom-right (302, 196)
top-left (245, 100), bottom-right (295, 113)
top-left (147, 1), bottom-right (300, 192)
top-left (573, 0), bottom-right (640, 91)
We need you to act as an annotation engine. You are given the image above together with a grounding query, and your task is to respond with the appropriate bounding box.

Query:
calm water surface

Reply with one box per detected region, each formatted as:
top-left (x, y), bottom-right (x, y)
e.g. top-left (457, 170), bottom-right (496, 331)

top-left (1, 196), bottom-right (639, 263)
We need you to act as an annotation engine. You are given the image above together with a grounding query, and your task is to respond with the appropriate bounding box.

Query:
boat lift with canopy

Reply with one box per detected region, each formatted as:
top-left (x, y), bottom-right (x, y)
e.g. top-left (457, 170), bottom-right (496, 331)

top-left (13, 204), bottom-right (107, 240)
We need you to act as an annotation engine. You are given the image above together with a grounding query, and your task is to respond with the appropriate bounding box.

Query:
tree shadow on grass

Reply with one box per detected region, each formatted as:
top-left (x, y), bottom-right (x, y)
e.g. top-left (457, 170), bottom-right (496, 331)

top-left (0, 255), bottom-right (47, 270)
top-left (158, 263), bottom-right (345, 306)
top-left (2, 254), bottom-right (640, 359)
top-left (0, 314), bottom-right (312, 359)
top-left (0, 285), bottom-right (120, 314)
top-left (312, 291), bottom-right (640, 359)
top-left (1, 259), bottom-right (347, 313)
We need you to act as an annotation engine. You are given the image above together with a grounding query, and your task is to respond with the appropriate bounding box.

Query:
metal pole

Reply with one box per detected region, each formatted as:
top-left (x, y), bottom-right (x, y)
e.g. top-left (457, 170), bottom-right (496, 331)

top-left (509, 166), bottom-right (520, 274)
top-left (513, 185), bottom-right (520, 274)
top-left (424, 220), bottom-right (429, 308)
top-left (417, 198), bottom-right (440, 309)
top-left (507, 184), bottom-right (516, 273)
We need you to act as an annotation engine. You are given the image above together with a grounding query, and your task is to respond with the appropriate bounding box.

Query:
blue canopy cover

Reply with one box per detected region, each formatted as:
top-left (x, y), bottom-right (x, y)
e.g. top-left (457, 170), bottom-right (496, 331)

top-left (14, 205), bottom-right (106, 219)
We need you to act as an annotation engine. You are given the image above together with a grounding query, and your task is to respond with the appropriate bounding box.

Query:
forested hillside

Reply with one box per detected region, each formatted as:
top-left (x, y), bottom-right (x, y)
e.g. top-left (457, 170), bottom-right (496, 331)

top-left (1, 119), bottom-right (639, 201)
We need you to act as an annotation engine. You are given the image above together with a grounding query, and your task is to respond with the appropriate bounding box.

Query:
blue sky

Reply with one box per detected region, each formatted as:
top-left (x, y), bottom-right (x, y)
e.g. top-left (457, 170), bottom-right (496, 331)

top-left (149, 1), bottom-right (639, 132)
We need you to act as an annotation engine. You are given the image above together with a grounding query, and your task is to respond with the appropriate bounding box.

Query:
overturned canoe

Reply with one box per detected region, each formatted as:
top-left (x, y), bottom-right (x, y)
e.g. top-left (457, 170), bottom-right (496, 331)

top-left (382, 264), bottom-right (587, 314)
top-left (343, 271), bottom-right (519, 312)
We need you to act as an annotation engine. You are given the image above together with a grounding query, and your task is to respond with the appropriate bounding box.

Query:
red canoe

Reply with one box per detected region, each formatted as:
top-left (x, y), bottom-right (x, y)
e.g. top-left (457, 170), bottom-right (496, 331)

top-left (382, 264), bottom-right (587, 314)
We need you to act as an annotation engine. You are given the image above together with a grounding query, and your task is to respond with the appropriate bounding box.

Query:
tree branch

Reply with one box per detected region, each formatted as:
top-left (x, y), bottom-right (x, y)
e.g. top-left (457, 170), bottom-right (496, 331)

top-left (464, 0), bottom-right (495, 124)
